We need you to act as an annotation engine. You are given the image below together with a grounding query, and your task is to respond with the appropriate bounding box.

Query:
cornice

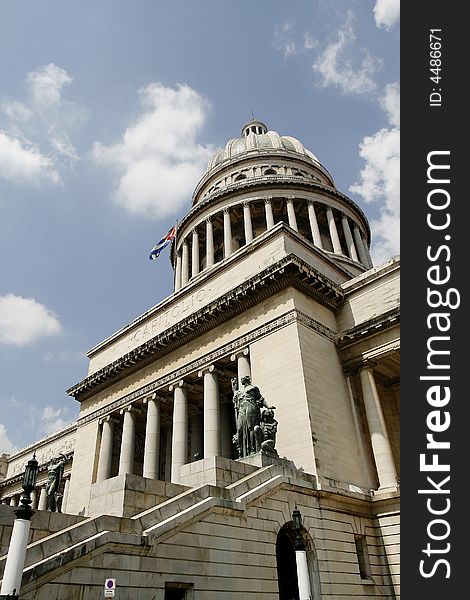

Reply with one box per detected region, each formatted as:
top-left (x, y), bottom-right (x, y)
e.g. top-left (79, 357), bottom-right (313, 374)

top-left (67, 255), bottom-right (343, 401)
top-left (335, 306), bottom-right (400, 348)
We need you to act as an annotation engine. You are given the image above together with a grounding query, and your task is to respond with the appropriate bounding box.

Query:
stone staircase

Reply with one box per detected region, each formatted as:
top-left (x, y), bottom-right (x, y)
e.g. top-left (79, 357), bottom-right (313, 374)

top-left (0, 459), bottom-right (317, 596)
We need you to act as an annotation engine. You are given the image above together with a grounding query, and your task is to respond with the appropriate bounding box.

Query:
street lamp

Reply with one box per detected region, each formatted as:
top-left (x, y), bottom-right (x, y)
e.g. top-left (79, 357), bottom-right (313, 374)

top-left (291, 506), bottom-right (312, 600)
top-left (0, 454), bottom-right (39, 599)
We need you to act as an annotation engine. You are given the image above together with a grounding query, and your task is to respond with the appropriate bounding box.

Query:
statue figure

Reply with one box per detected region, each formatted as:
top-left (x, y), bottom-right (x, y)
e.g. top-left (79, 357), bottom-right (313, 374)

top-left (256, 408), bottom-right (278, 455)
top-left (232, 375), bottom-right (275, 458)
top-left (46, 454), bottom-right (66, 512)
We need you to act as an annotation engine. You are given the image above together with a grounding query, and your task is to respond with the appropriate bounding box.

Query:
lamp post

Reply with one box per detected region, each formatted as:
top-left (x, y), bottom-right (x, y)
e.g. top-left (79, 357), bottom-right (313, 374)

top-left (0, 454), bottom-right (39, 599)
top-left (292, 506), bottom-right (312, 600)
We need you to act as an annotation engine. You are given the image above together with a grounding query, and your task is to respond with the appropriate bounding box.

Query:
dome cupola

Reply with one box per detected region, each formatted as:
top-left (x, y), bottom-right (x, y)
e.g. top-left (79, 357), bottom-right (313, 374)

top-left (171, 120), bottom-right (373, 293)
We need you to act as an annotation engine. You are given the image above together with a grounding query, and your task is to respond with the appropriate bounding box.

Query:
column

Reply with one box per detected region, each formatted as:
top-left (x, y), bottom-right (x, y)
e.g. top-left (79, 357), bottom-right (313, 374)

top-left (286, 197), bottom-right (298, 231)
top-left (243, 202), bottom-right (253, 244)
top-left (230, 348), bottom-right (251, 387)
top-left (143, 394), bottom-right (161, 479)
top-left (9, 496), bottom-right (17, 507)
top-left (62, 477), bottom-right (71, 513)
top-left (353, 224), bottom-right (369, 268)
top-left (38, 486), bottom-right (47, 511)
top-left (191, 228), bottom-right (200, 278)
top-left (119, 406), bottom-right (136, 476)
top-left (97, 415), bottom-right (115, 482)
top-left (344, 370), bottom-right (368, 469)
top-left (190, 408), bottom-right (203, 460)
top-left (198, 366), bottom-right (220, 459)
top-left (170, 381), bottom-right (189, 483)
top-left (220, 397), bottom-right (234, 458)
top-left (206, 217), bottom-right (214, 268)
top-left (307, 201), bottom-right (323, 249)
top-left (363, 238), bottom-right (373, 268)
top-left (181, 240), bottom-right (189, 286)
top-left (359, 363), bottom-right (398, 490)
top-left (341, 214), bottom-right (359, 261)
top-left (223, 207), bottom-right (233, 258)
top-left (30, 489), bottom-right (37, 510)
top-left (326, 206), bottom-right (342, 255)
top-left (175, 252), bottom-right (182, 292)
top-left (265, 198), bottom-right (275, 230)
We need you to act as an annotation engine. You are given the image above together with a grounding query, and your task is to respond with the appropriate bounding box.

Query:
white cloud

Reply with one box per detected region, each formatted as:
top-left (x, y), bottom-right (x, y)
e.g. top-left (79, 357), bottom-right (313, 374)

top-left (92, 82), bottom-right (213, 218)
top-left (0, 294), bottom-right (62, 346)
top-left (0, 64), bottom-right (83, 186)
top-left (350, 83), bottom-right (400, 264)
top-left (381, 82), bottom-right (400, 127)
top-left (27, 63), bottom-right (72, 108)
top-left (274, 23), bottom-right (318, 58)
top-left (313, 13), bottom-right (382, 96)
top-left (0, 423), bottom-right (17, 455)
top-left (374, 0), bottom-right (400, 30)
top-left (40, 405), bottom-right (73, 436)
top-left (0, 131), bottom-right (59, 184)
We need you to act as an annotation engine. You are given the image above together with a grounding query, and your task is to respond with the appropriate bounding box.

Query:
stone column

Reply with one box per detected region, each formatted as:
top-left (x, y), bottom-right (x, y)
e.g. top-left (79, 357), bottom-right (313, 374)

top-left (9, 496), bottom-right (17, 507)
top-left (62, 476), bottom-right (71, 513)
top-left (353, 224), bottom-right (370, 268)
top-left (38, 487), bottom-right (47, 511)
top-left (265, 198), bottom-right (275, 230)
top-left (181, 240), bottom-right (189, 286)
top-left (359, 363), bottom-right (398, 490)
top-left (119, 406), bottom-right (136, 476)
top-left (326, 206), bottom-right (342, 255)
top-left (143, 394), bottom-right (161, 479)
top-left (286, 197), bottom-right (298, 231)
top-left (243, 202), bottom-right (253, 244)
top-left (307, 201), bottom-right (323, 249)
top-left (295, 548), bottom-right (313, 600)
top-left (175, 252), bottom-right (182, 292)
top-left (97, 415), bottom-right (115, 482)
top-left (206, 217), bottom-right (214, 268)
top-left (190, 408), bottom-right (203, 460)
top-left (198, 366), bottom-right (220, 459)
top-left (223, 207), bottom-right (233, 258)
top-left (30, 489), bottom-right (37, 510)
top-left (191, 228), bottom-right (199, 278)
top-left (0, 516), bottom-right (32, 597)
top-left (230, 348), bottom-right (251, 387)
top-left (341, 214), bottom-right (359, 261)
top-left (170, 381), bottom-right (189, 483)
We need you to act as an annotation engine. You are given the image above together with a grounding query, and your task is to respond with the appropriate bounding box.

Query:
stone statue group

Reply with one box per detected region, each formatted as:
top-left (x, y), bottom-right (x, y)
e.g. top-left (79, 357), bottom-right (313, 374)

top-left (231, 375), bottom-right (278, 458)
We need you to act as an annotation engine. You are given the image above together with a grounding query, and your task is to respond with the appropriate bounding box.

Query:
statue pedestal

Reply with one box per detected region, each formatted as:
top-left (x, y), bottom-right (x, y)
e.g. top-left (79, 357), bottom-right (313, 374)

top-left (238, 450), bottom-right (297, 470)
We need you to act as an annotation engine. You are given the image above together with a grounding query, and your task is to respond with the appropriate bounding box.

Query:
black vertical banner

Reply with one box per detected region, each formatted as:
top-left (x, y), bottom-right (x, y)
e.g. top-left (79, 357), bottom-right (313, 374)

top-left (401, 4), bottom-right (466, 598)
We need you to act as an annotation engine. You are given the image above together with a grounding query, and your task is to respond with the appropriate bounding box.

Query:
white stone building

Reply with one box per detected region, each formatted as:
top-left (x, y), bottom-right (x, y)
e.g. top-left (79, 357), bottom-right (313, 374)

top-left (0, 120), bottom-right (400, 599)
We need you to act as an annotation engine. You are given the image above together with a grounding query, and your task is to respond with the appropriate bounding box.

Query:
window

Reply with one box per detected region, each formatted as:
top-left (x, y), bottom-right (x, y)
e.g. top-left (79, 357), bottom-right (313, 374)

top-left (354, 535), bottom-right (370, 580)
top-left (164, 583), bottom-right (193, 600)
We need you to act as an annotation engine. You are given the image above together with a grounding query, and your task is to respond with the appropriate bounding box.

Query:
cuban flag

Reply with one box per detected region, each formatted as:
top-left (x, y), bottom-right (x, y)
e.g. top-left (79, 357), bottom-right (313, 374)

top-left (149, 224), bottom-right (177, 260)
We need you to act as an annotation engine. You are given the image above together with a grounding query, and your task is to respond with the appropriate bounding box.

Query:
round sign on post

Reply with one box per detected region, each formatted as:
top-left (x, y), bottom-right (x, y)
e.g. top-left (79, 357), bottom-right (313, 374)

top-left (104, 578), bottom-right (116, 597)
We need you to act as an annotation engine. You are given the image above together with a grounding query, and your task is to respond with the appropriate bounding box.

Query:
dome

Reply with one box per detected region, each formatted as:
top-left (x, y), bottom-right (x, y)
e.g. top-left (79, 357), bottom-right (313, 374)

top-left (206, 119), bottom-right (321, 173)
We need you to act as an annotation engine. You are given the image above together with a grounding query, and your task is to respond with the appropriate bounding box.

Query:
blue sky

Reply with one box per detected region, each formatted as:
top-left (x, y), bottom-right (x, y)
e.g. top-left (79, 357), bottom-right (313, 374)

top-left (0, 0), bottom-right (399, 454)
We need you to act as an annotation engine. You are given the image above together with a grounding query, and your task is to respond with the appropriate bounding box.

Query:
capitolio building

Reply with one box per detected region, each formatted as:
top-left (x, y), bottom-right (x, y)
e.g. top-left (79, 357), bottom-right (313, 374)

top-left (0, 120), bottom-right (400, 599)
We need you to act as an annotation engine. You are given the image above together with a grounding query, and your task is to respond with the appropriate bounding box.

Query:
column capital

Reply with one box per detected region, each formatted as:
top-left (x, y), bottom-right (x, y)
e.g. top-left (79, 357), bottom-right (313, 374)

top-left (169, 379), bottom-right (188, 392)
top-left (191, 227), bottom-right (199, 236)
top-left (307, 199), bottom-right (316, 207)
top-left (264, 197), bottom-right (273, 205)
top-left (143, 392), bottom-right (163, 405)
top-left (343, 365), bottom-right (358, 378)
top-left (359, 359), bottom-right (377, 372)
top-left (286, 196), bottom-right (295, 203)
top-left (230, 347), bottom-right (250, 362)
top-left (223, 206), bottom-right (230, 214)
top-left (205, 215), bottom-right (212, 224)
top-left (119, 404), bottom-right (137, 416)
top-left (182, 238), bottom-right (188, 247)
top-left (99, 414), bottom-right (118, 426)
top-left (198, 364), bottom-right (220, 378)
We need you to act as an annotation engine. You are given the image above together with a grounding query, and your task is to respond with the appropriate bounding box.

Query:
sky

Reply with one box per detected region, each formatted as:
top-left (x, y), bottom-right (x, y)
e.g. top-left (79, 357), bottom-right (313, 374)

top-left (0, 0), bottom-right (399, 454)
